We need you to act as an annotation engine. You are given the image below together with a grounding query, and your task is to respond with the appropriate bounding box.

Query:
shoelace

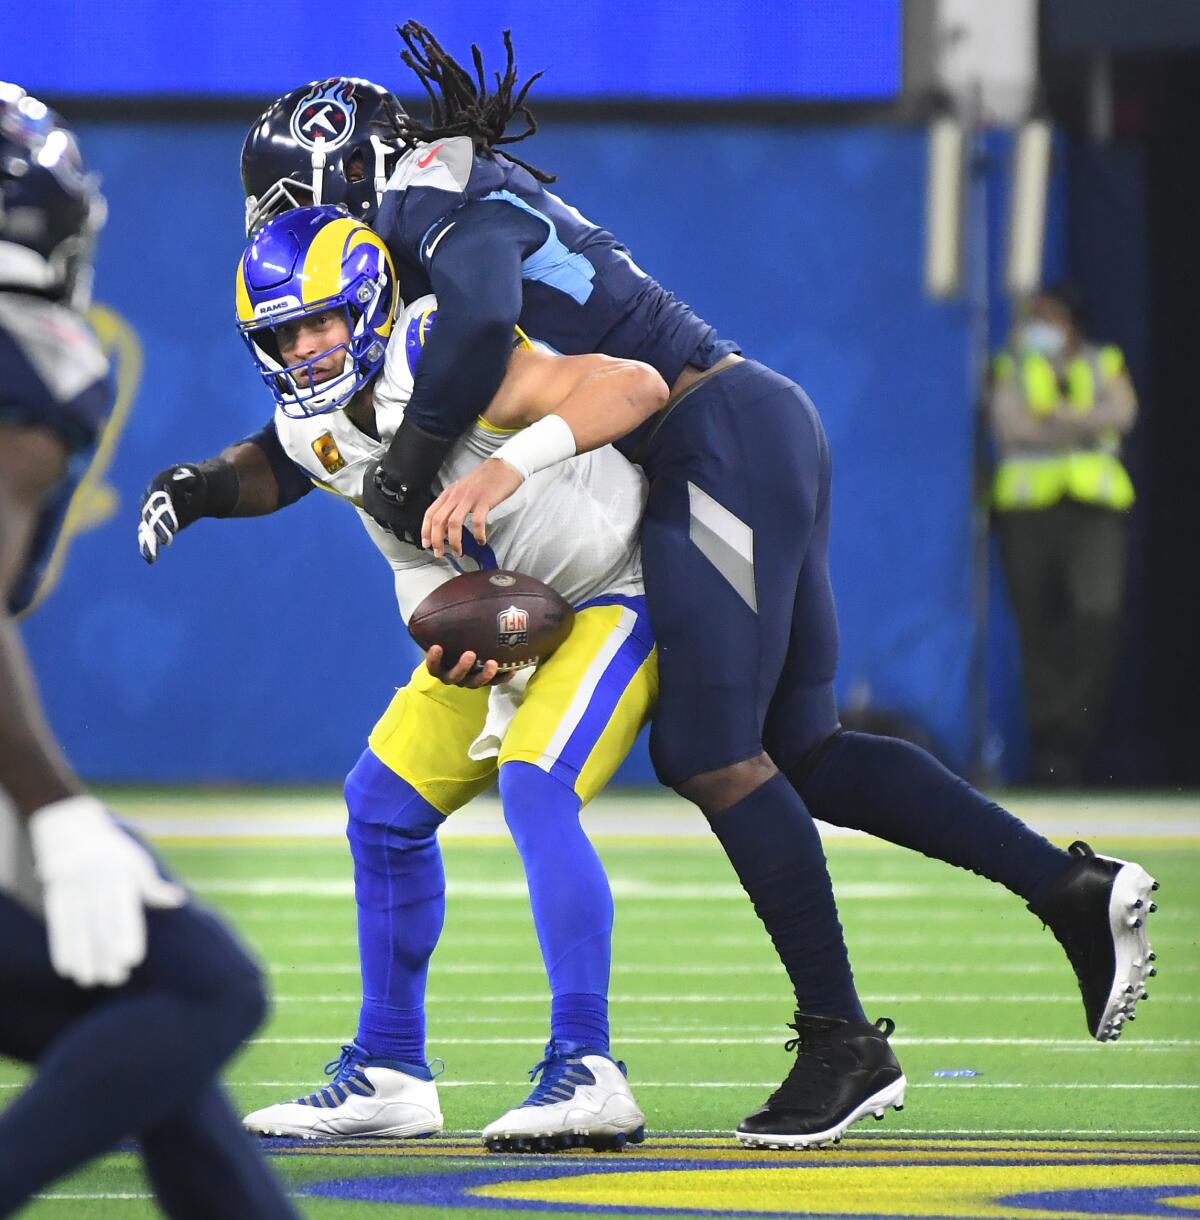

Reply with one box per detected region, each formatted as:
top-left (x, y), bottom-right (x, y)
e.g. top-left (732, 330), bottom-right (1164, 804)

top-left (770, 1021), bottom-right (839, 1108)
top-left (522, 1042), bottom-right (599, 1107)
top-left (295, 1044), bottom-right (375, 1109)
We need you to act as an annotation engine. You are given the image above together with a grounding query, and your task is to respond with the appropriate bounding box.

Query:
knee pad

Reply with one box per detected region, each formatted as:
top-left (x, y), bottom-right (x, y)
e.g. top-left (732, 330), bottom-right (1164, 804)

top-left (345, 749), bottom-right (445, 843)
top-left (345, 749), bottom-right (445, 908)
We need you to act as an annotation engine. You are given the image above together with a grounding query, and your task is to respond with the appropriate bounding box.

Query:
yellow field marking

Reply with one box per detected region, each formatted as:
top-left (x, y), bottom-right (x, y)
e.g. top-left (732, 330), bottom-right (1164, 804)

top-left (265, 1136), bottom-right (1200, 1160)
top-left (473, 1161), bottom-right (1200, 1218)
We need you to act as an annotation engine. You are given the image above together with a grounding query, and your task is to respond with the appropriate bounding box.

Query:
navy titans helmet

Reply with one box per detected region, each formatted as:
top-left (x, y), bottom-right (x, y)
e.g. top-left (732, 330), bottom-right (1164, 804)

top-left (0, 83), bottom-right (105, 308)
top-left (241, 78), bottom-right (408, 235)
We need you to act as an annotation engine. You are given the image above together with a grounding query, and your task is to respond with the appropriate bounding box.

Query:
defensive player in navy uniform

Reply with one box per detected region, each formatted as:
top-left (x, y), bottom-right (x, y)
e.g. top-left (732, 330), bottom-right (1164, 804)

top-left (138, 206), bottom-right (668, 1149)
top-left (0, 85), bottom-right (299, 1216)
top-left (235, 32), bottom-right (1158, 1149)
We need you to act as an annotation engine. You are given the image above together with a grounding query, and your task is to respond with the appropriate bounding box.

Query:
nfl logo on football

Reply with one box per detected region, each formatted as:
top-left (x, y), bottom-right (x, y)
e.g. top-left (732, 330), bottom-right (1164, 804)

top-left (496, 605), bottom-right (529, 649)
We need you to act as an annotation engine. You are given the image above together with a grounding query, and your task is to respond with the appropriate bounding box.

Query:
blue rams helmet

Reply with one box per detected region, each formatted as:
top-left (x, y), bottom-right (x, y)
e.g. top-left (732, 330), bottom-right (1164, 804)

top-left (0, 82), bottom-right (105, 307)
top-left (240, 78), bottom-right (407, 235)
top-left (236, 205), bottom-right (398, 418)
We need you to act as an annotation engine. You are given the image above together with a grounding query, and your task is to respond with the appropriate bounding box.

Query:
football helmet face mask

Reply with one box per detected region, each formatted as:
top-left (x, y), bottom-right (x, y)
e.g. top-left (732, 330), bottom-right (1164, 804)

top-left (0, 82), bottom-right (106, 308)
top-left (235, 205), bottom-right (399, 418)
top-left (241, 78), bottom-right (407, 236)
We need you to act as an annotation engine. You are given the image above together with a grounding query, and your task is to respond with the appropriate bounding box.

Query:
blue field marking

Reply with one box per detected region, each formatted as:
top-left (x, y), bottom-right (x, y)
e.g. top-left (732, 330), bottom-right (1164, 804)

top-left (293, 1139), bottom-right (1200, 1217)
top-left (1001, 1185), bottom-right (1200, 1217)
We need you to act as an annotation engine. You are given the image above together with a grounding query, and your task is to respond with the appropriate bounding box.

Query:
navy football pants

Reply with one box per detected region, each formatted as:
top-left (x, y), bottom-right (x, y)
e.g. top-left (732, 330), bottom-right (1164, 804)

top-left (637, 359), bottom-right (1070, 906)
top-left (638, 360), bottom-right (840, 786)
top-left (0, 891), bottom-right (298, 1219)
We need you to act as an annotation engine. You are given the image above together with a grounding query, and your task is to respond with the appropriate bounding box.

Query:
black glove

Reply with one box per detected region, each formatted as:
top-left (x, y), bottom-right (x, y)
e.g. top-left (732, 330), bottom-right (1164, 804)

top-left (359, 419), bottom-right (456, 545)
top-left (136, 461), bottom-right (239, 564)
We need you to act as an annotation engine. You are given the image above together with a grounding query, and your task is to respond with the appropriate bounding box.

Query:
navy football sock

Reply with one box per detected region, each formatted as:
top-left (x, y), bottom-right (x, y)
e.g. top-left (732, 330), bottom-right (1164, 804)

top-left (345, 750), bottom-right (445, 1066)
top-left (708, 772), bottom-right (866, 1023)
top-left (500, 761), bottom-right (612, 1053)
top-left (792, 731), bottom-right (1073, 901)
top-left (141, 1085), bottom-right (300, 1220)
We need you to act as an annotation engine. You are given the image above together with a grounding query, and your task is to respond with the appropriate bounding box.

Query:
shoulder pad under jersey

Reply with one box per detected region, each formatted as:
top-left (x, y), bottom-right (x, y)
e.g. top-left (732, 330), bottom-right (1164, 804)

top-left (384, 137), bottom-right (475, 201)
top-left (372, 293), bottom-right (439, 418)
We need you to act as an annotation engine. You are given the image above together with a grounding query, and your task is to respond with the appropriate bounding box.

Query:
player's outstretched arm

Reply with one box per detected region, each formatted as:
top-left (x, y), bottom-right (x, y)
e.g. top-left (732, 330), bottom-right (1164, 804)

top-left (0, 425), bottom-right (185, 987)
top-left (137, 425), bottom-right (311, 563)
top-left (422, 351), bottom-right (668, 557)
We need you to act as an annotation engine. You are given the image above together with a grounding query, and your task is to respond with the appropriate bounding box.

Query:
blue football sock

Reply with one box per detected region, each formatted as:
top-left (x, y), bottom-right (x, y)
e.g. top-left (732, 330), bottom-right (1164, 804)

top-left (550, 993), bottom-right (610, 1051)
top-left (709, 772), bottom-right (867, 1023)
top-left (793, 731), bottom-right (1073, 902)
top-left (500, 761), bottom-right (612, 1053)
top-left (344, 749), bottom-right (446, 1066)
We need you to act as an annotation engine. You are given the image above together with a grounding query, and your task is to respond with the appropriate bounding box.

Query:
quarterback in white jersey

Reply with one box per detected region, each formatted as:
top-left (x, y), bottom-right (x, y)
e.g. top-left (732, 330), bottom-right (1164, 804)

top-left (137, 206), bottom-right (667, 1151)
top-left (274, 291), bottom-right (647, 623)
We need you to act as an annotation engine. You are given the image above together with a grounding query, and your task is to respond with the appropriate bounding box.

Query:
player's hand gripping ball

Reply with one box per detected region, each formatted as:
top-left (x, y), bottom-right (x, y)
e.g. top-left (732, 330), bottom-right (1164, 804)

top-left (409, 570), bottom-right (574, 676)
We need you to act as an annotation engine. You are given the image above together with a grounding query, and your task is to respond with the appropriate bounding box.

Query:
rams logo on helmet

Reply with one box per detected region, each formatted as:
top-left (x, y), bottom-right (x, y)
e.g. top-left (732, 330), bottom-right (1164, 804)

top-left (289, 79), bottom-right (356, 152)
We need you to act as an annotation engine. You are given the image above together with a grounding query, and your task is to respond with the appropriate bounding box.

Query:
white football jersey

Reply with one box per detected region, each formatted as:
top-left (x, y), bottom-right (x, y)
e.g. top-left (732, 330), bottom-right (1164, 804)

top-left (273, 296), bottom-right (646, 620)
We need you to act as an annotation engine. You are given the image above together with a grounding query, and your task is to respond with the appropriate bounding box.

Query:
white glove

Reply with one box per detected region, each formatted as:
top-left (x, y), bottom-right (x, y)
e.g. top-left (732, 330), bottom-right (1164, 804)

top-left (137, 487), bottom-right (180, 564)
top-left (29, 795), bottom-right (187, 988)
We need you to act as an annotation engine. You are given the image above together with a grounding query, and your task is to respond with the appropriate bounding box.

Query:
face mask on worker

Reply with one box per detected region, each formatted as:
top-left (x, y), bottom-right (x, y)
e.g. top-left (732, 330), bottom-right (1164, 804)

top-left (1020, 320), bottom-right (1068, 359)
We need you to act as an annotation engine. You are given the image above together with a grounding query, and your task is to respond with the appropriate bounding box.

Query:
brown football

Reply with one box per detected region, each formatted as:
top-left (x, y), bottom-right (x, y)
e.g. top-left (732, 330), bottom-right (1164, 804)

top-left (408, 569), bottom-right (575, 672)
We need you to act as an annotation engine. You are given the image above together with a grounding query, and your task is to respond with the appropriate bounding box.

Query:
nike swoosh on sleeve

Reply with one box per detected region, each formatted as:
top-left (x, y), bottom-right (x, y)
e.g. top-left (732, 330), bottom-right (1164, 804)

top-left (424, 222), bottom-right (457, 262)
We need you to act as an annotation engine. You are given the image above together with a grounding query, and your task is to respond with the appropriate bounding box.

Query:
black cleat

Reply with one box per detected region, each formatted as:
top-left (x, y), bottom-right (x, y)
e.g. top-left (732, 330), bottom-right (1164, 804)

top-left (1027, 841), bottom-right (1159, 1041)
top-left (736, 1013), bottom-right (906, 1150)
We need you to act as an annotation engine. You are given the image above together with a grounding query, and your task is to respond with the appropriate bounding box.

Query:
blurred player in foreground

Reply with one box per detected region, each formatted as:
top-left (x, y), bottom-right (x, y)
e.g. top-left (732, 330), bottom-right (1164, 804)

top-left (137, 206), bottom-right (668, 1149)
top-left (0, 85), bottom-right (298, 1217)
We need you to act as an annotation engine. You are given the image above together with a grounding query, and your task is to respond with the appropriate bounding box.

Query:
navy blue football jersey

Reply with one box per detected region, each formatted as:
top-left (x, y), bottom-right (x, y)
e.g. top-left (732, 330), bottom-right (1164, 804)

top-left (374, 138), bottom-right (739, 388)
top-left (0, 293), bottom-right (114, 615)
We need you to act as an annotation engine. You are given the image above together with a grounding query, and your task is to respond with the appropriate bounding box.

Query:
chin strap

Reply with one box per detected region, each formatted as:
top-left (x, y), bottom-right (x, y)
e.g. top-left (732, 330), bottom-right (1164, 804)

top-left (310, 135), bottom-right (327, 206)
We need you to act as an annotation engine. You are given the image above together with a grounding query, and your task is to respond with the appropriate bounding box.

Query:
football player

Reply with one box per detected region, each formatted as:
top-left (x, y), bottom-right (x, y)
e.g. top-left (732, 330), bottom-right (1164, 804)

top-left (137, 206), bottom-right (668, 1150)
top-left (235, 27), bottom-right (1159, 1150)
top-left (0, 85), bottom-right (298, 1217)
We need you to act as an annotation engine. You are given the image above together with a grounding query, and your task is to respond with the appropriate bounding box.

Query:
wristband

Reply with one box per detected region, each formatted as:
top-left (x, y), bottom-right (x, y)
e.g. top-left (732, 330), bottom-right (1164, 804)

top-left (197, 459), bottom-right (241, 518)
top-left (492, 415), bottom-right (577, 482)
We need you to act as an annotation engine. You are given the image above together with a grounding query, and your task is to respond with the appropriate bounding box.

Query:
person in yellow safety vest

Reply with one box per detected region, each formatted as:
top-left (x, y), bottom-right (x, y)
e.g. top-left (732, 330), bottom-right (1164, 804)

top-left (988, 286), bottom-right (1138, 786)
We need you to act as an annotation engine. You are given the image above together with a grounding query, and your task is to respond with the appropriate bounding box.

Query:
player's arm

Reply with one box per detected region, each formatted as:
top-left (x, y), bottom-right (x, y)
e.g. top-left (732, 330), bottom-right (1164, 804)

top-left (137, 421), bottom-right (313, 563)
top-left (0, 423), bottom-right (185, 987)
top-left (364, 201), bottom-right (546, 538)
top-left (486, 348), bottom-right (670, 448)
top-left (422, 350), bottom-right (668, 557)
top-left (0, 424), bottom-right (85, 814)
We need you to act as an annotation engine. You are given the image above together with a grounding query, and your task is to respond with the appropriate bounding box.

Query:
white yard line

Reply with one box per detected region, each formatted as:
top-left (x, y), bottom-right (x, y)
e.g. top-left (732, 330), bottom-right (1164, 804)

top-left (118, 790), bottom-right (1200, 842)
top-left (194, 878), bottom-right (1014, 901)
top-left (245, 1034), bottom-right (1200, 1050)
top-left (266, 991), bottom-right (1196, 1004)
top-left (218, 1079), bottom-right (1200, 1090)
top-left (264, 961), bottom-right (1195, 977)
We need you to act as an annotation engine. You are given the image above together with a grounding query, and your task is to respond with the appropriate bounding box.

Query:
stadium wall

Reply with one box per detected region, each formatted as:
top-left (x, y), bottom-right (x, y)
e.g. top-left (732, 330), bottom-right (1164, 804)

top-left (23, 121), bottom-right (985, 783)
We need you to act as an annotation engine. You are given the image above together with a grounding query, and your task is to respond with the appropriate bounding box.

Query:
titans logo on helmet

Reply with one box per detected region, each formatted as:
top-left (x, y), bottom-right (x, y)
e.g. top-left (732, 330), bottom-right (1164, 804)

top-left (289, 79), bottom-right (356, 152)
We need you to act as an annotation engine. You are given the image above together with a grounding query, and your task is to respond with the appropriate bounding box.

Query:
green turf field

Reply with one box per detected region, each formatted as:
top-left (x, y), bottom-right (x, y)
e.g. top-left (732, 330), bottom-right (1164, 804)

top-left (4, 791), bottom-right (1198, 1218)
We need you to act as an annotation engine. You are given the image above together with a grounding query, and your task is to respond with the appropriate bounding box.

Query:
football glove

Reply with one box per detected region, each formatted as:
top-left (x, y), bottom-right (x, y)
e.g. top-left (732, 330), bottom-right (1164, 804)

top-left (29, 795), bottom-right (187, 988)
top-left (360, 421), bottom-right (456, 545)
top-left (137, 461), bottom-right (238, 563)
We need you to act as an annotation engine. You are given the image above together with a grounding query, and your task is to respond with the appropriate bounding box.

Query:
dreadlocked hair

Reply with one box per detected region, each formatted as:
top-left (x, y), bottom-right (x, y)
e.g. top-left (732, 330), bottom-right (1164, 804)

top-left (378, 20), bottom-right (556, 184)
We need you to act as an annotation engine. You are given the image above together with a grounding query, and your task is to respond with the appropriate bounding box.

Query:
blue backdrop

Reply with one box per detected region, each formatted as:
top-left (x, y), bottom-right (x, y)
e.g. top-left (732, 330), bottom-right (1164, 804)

top-left (22, 121), bottom-right (979, 783)
top-left (16, 2), bottom-right (901, 100)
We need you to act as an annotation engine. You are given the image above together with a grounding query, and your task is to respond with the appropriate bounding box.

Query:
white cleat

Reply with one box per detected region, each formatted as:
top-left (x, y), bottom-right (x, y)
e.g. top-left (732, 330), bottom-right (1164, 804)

top-left (243, 1044), bottom-right (442, 1140)
top-left (483, 1042), bottom-right (646, 1152)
